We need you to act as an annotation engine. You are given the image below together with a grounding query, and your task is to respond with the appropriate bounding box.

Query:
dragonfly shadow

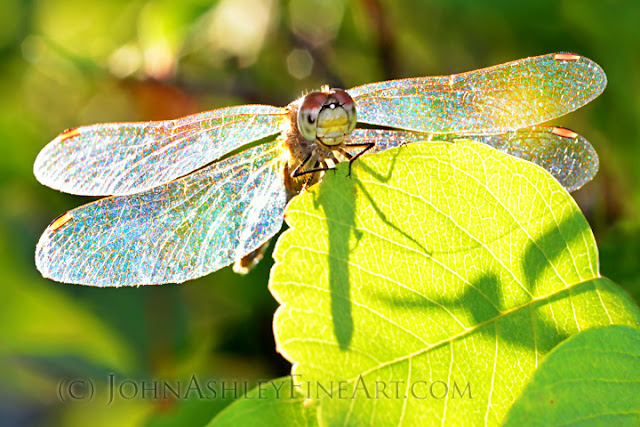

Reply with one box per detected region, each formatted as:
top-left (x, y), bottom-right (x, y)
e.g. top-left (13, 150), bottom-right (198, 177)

top-left (312, 171), bottom-right (357, 350)
top-left (353, 155), bottom-right (432, 258)
top-left (376, 207), bottom-right (594, 357)
top-left (310, 147), bottom-right (409, 350)
top-left (521, 210), bottom-right (592, 296)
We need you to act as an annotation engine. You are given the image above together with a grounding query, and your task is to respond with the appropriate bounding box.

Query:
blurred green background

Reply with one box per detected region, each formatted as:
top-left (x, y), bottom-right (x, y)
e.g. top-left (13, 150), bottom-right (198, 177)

top-left (0, 0), bottom-right (638, 425)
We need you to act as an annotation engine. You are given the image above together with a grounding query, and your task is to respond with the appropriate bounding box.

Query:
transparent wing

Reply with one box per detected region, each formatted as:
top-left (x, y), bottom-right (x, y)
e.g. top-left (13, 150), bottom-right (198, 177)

top-left (461, 126), bottom-right (598, 192)
top-left (347, 53), bottom-right (606, 134)
top-left (34, 105), bottom-right (287, 196)
top-left (35, 140), bottom-right (286, 286)
top-left (348, 126), bottom-right (598, 192)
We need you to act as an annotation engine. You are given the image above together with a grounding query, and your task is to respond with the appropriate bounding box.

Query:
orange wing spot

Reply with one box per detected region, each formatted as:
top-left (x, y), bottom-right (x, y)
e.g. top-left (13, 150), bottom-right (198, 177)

top-left (551, 127), bottom-right (578, 139)
top-left (553, 53), bottom-right (580, 61)
top-left (59, 127), bottom-right (81, 141)
top-left (49, 212), bottom-right (73, 232)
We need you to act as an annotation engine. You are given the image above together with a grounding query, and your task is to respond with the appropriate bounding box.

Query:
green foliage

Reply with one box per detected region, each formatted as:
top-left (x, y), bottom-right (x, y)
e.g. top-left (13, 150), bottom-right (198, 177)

top-left (3, 0), bottom-right (640, 425)
top-left (209, 377), bottom-right (316, 426)
top-left (503, 325), bottom-right (640, 426)
top-left (249, 142), bottom-right (637, 425)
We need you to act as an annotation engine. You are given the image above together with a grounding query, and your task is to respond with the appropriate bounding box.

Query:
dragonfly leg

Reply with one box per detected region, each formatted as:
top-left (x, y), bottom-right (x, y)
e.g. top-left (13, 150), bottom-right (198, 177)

top-left (292, 158), bottom-right (331, 178)
top-left (342, 142), bottom-right (375, 176)
top-left (336, 148), bottom-right (353, 160)
top-left (327, 153), bottom-right (340, 174)
top-left (302, 161), bottom-right (322, 191)
top-left (290, 152), bottom-right (313, 178)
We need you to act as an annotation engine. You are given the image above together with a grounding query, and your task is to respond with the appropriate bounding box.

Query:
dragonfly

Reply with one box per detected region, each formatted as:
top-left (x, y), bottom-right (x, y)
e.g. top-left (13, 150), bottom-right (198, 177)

top-left (34, 52), bottom-right (606, 286)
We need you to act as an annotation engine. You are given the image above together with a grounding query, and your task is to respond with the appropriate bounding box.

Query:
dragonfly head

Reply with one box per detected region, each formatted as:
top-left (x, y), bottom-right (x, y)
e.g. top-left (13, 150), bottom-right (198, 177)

top-left (297, 86), bottom-right (357, 148)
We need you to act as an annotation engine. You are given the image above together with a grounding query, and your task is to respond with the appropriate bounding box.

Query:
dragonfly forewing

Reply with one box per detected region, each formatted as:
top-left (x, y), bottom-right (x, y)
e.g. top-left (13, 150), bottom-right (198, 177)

top-left (34, 105), bottom-right (287, 196)
top-left (348, 53), bottom-right (606, 135)
top-left (35, 139), bottom-right (287, 286)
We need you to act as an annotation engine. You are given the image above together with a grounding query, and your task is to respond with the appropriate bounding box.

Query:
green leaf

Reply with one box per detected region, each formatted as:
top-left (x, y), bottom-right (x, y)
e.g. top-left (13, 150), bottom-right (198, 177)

top-left (209, 377), bottom-right (317, 426)
top-left (269, 141), bottom-right (640, 425)
top-left (503, 325), bottom-right (640, 426)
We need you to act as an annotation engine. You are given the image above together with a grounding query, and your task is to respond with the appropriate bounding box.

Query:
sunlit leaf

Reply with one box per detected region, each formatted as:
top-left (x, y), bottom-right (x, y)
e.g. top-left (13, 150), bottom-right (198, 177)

top-left (209, 377), bottom-right (317, 426)
top-left (504, 325), bottom-right (640, 426)
top-left (269, 141), bottom-right (640, 425)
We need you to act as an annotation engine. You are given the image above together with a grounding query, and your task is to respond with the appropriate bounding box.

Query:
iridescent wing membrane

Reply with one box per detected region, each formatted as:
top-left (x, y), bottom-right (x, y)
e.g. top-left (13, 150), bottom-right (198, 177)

top-left (35, 106), bottom-right (288, 286)
top-left (36, 140), bottom-right (286, 286)
top-left (34, 105), bottom-right (286, 196)
top-left (348, 53), bottom-right (606, 134)
top-left (349, 126), bottom-right (598, 192)
top-left (347, 53), bottom-right (605, 190)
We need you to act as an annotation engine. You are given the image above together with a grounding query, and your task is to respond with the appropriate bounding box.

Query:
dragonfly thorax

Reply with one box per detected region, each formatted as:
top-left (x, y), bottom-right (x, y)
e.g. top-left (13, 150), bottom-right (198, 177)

top-left (297, 86), bottom-right (357, 148)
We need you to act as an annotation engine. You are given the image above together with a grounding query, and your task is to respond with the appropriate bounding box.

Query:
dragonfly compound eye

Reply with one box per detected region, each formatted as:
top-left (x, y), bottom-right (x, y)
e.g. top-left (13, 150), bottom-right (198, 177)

top-left (298, 91), bottom-right (328, 141)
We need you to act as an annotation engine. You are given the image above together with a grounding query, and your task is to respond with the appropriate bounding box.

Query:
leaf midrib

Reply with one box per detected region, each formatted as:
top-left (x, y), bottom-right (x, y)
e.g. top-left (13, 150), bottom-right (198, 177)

top-left (286, 276), bottom-right (606, 387)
